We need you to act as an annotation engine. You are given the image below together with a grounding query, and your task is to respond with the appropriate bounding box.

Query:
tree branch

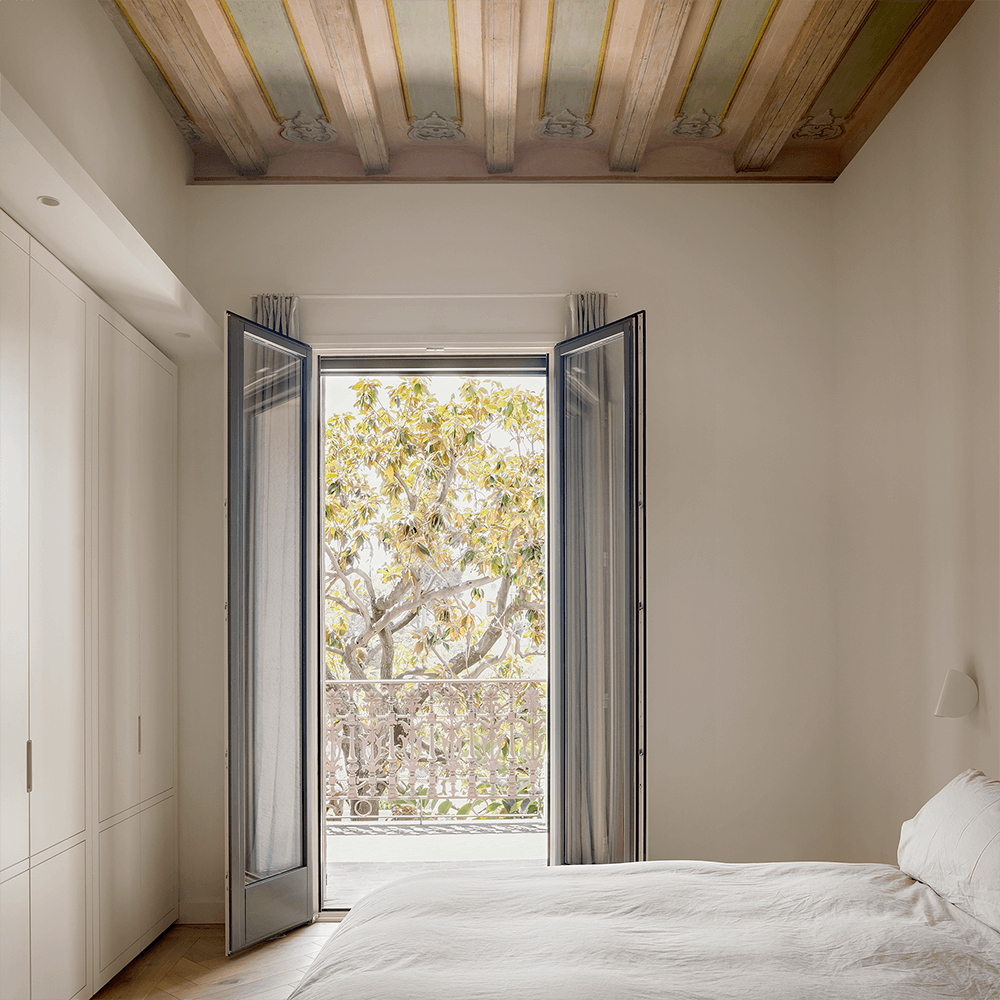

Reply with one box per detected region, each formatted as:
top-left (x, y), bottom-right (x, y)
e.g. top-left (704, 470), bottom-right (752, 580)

top-left (435, 450), bottom-right (459, 505)
top-left (378, 570), bottom-right (417, 613)
top-left (505, 525), bottom-right (521, 554)
top-left (345, 564), bottom-right (377, 604)
top-left (389, 609), bottom-right (420, 635)
top-left (340, 642), bottom-right (368, 680)
top-left (361, 575), bottom-right (494, 642)
top-left (393, 469), bottom-right (418, 512)
top-left (327, 595), bottom-right (359, 616)
top-left (327, 554), bottom-right (372, 630)
top-left (447, 578), bottom-right (525, 677)
top-left (376, 625), bottom-right (394, 681)
top-left (465, 635), bottom-right (514, 679)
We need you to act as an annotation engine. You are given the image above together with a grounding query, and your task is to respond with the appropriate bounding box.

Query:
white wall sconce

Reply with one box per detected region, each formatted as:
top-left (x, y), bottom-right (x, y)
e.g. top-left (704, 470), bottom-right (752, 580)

top-left (933, 669), bottom-right (979, 718)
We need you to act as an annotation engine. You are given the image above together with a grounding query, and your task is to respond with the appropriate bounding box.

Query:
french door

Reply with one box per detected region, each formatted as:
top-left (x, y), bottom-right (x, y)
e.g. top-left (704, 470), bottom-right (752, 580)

top-left (226, 313), bottom-right (316, 953)
top-left (551, 312), bottom-right (646, 865)
top-left (226, 310), bottom-right (644, 943)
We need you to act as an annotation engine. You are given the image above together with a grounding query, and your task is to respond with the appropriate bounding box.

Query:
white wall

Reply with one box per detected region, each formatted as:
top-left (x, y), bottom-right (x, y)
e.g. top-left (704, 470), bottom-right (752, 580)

top-left (0, 0), bottom-right (192, 284)
top-left (186, 181), bottom-right (839, 881)
top-left (832, 0), bottom-right (999, 864)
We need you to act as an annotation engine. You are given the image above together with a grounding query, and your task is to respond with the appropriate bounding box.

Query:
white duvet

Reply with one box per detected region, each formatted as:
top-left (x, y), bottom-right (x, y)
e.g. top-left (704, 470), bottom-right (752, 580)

top-left (290, 861), bottom-right (1000, 1000)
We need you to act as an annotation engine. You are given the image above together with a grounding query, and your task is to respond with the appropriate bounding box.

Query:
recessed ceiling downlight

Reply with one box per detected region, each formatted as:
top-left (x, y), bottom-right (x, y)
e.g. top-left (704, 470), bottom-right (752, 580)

top-left (37, 196), bottom-right (61, 207)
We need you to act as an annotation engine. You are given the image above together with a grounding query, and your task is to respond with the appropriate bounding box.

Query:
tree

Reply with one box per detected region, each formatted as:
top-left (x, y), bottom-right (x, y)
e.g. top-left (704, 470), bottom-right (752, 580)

top-left (323, 375), bottom-right (546, 818)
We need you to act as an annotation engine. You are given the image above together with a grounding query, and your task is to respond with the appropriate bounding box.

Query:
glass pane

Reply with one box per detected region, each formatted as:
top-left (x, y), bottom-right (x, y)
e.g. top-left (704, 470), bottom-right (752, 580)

top-left (561, 332), bottom-right (634, 864)
top-left (243, 335), bottom-right (304, 880)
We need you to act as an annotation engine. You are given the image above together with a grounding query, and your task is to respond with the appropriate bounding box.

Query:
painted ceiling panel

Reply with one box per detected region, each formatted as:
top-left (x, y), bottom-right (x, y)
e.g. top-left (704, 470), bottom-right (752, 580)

top-left (672, 0), bottom-right (777, 134)
top-left (540, 0), bottom-right (614, 122)
top-left (99, 0), bottom-right (205, 141)
top-left (808, 0), bottom-right (927, 120)
top-left (95, 0), bottom-right (972, 182)
top-left (221, 0), bottom-right (335, 141)
top-left (389, 0), bottom-right (461, 127)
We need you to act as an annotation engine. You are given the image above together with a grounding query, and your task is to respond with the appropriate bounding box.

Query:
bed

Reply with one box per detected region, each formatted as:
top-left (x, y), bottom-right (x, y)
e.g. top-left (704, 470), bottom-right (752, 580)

top-left (291, 770), bottom-right (1000, 1000)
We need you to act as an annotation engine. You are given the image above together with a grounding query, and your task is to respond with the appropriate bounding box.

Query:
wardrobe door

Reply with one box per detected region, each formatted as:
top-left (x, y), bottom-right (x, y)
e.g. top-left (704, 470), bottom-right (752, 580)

top-left (98, 320), bottom-right (141, 821)
top-left (0, 870), bottom-right (30, 1000)
top-left (0, 228), bottom-right (30, 872)
top-left (99, 814), bottom-right (141, 973)
top-left (140, 797), bottom-right (177, 931)
top-left (31, 842), bottom-right (88, 1000)
top-left (139, 352), bottom-right (176, 801)
top-left (28, 258), bottom-right (87, 855)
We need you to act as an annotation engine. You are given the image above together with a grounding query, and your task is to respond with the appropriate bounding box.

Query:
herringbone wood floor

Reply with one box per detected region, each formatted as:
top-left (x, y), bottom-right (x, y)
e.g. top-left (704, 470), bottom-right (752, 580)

top-left (93, 921), bottom-right (339, 1000)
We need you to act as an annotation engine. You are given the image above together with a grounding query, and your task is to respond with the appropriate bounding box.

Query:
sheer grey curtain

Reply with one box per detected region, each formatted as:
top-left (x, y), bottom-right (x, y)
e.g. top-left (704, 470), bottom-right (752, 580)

top-left (251, 294), bottom-right (300, 339)
top-left (243, 338), bottom-right (304, 879)
top-left (560, 337), bottom-right (633, 864)
top-left (566, 292), bottom-right (608, 339)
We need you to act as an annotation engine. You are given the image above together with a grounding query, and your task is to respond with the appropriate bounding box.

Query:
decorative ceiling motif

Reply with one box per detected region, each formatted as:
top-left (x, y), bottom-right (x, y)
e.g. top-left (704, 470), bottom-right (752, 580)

top-left (538, 107), bottom-right (594, 138)
top-left (791, 109), bottom-right (847, 140)
top-left (100, 0), bottom-right (972, 183)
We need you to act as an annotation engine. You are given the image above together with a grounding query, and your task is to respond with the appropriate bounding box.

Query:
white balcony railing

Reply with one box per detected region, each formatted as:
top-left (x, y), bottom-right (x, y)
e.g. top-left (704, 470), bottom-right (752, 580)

top-left (324, 677), bottom-right (546, 821)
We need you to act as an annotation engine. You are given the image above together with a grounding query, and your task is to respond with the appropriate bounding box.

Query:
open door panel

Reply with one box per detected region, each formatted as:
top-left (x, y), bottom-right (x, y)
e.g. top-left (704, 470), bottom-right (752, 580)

top-left (551, 312), bottom-right (646, 866)
top-left (227, 312), bottom-right (316, 953)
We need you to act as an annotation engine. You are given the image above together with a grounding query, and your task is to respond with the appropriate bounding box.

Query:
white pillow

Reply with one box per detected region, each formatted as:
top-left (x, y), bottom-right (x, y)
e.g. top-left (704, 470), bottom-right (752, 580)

top-left (898, 769), bottom-right (1000, 932)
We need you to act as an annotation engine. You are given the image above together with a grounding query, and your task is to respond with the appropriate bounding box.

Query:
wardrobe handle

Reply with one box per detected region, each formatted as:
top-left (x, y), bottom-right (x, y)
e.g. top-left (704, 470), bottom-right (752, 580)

top-left (138, 716), bottom-right (142, 754)
top-left (26, 740), bottom-right (32, 792)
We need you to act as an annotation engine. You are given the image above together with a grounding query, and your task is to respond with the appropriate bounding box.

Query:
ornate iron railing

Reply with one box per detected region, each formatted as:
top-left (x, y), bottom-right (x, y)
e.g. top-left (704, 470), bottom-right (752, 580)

top-left (324, 678), bottom-right (546, 821)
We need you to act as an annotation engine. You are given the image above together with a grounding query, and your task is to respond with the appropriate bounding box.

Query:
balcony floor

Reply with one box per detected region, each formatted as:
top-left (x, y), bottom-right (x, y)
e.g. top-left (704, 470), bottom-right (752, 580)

top-left (324, 820), bottom-right (547, 909)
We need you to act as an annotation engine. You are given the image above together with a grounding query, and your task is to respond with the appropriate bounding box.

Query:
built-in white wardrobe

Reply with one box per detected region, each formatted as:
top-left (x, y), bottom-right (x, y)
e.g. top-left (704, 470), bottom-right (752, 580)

top-left (0, 210), bottom-right (178, 1000)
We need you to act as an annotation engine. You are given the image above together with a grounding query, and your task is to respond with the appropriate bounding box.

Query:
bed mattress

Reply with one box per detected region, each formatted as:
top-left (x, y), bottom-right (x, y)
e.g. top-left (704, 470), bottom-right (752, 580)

top-left (290, 860), bottom-right (1000, 1000)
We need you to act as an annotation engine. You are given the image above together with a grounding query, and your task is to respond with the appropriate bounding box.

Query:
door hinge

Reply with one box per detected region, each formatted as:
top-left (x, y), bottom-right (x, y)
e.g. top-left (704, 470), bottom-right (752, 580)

top-left (26, 740), bottom-right (32, 793)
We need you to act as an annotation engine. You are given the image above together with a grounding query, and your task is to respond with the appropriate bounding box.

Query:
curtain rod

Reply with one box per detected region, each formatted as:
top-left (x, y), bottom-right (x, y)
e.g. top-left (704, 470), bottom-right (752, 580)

top-left (295, 292), bottom-right (618, 300)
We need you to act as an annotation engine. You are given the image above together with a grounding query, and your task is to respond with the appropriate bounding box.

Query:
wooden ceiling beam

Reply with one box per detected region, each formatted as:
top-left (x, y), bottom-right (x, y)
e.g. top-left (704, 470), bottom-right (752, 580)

top-left (482, 0), bottom-right (521, 175)
top-left (733, 0), bottom-right (879, 173)
top-left (309, 0), bottom-right (390, 176)
top-left (116, 0), bottom-right (269, 177)
top-left (835, 1), bottom-right (973, 171)
top-left (608, 0), bottom-right (693, 173)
